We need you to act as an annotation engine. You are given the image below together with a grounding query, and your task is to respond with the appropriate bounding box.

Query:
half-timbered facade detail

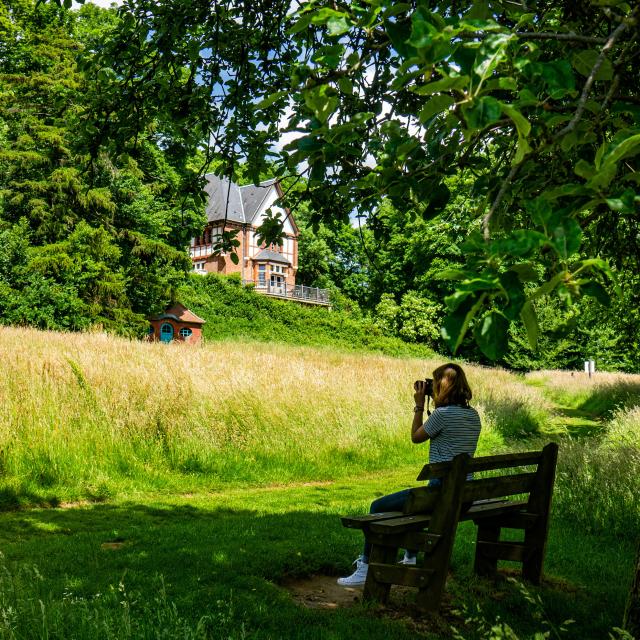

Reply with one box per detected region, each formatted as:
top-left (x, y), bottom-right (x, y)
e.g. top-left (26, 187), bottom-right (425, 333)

top-left (190, 174), bottom-right (298, 291)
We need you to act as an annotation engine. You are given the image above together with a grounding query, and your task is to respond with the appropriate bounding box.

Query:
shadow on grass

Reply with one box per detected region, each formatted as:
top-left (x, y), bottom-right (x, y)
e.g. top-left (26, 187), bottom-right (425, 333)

top-left (0, 499), bottom-right (633, 640)
top-left (576, 379), bottom-right (640, 417)
top-left (483, 397), bottom-right (548, 440)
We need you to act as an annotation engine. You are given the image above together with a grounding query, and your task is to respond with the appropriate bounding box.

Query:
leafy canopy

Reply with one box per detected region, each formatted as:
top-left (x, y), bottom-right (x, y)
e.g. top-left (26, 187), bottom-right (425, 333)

top-left (46, 0), bottom-right (640, 357)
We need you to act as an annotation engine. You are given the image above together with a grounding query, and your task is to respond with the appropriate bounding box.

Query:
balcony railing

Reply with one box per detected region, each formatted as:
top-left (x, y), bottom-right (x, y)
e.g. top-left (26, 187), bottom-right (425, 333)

top-left (243, 280), bottom-right (331, 306)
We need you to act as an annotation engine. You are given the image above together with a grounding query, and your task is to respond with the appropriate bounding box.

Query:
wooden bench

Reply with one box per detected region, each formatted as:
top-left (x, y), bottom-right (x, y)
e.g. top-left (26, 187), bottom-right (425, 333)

top-left (340, 443), bottom-right (558, 612)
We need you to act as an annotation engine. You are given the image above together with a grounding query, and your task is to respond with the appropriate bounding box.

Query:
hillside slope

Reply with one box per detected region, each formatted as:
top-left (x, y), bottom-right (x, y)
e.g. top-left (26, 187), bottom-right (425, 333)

top-left (178, 273), bottom-right (432, 357)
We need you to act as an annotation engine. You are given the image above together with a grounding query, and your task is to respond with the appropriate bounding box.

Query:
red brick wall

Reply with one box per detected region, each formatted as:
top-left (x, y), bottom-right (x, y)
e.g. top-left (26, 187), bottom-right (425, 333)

top-left (148, 319), bottom-right (203, 344)
top-left (193, 222), bottom-right (298, 286)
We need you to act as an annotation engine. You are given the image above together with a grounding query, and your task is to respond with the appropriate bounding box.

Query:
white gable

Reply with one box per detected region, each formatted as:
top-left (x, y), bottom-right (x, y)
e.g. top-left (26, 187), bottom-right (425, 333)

top-left (252, 188), bottom-right (296, 236)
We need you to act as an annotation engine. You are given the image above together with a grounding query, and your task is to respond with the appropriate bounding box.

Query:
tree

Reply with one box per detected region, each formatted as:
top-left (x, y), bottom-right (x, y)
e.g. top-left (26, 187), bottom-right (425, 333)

top-left (54, 0), bottom-right (639, 357)
top-left (0, 0), bottom-right (203, 333)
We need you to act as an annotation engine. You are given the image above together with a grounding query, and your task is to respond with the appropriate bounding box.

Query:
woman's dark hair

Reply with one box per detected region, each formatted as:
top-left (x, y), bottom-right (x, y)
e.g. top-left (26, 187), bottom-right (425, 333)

top-left (433, 363), bottom-right (472, 408)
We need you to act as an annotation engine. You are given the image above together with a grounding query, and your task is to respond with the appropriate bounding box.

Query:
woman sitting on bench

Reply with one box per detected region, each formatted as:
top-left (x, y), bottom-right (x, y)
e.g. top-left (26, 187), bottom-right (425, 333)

top-left (337, 362), bottom-right (482, 587)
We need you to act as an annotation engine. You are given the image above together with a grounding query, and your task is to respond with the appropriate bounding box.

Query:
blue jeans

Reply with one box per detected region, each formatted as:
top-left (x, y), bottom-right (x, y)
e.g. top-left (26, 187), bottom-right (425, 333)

top-left (362, 479), bottom-right (442, 563)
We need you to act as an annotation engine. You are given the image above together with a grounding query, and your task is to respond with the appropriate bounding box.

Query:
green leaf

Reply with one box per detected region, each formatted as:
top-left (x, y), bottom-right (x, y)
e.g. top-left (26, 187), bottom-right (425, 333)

top-left (581, 281), bottom-right (611, 306)
top-left (526, 197), bottom-right (553, 226)
top-left (572, 49), bottom-right (614, 81)
top-left (473, 311), bottom-right (509, 360)
top-left (288, 13), bottom-right (313, 34)
top-left (338, 77), bottom-right (353, 95)
top-left (489, 230), bottom-right (547, 257)
top-left (409, 9), bottom-right (438, 48)
top-left (474, 33), bottom-right (514, 85)
top-left (501, 104), bottom-right (531, 138)
top-left (435, 268), bottom-right (467, 280)
top-left (326, 15), bottom-right (351, 37)
top-left (520, 301), bottom-right (539, 350)
top-left (500, 270), bottom-right (526, 321)
top-left (419, 95), bottom-right (455, 123)
top-left (385, 19), bottom-right (415, 58)
top-left (485, 77), bottom-right (518, 91)
top-left (304, 85), bottom-right (338, 124)
top-left (574, 159), bottom-right (595, 179)
top-left (530, 60), bottom-right (576, 97)
top-left (413, 75), bottom-right (469, 95)
top-left (509, 262), bottom-right (539, 282)
top-left (599, 131), bottom-right (640, 169)
top-left (586, 163), bottom-right (617, 190)
top-left (441, 293), bottom-right (487, 353)
top-left (423, 182), bottom-right (451, 217)
top-left (445, 289), bottom-right (473, 311)
top-left (229, 252), bottom-right (239, 265)
top-left (513, 135), bottom-right (532, 164)
top-left (550, 217), bottom-right (582, 259)
top-left (463, 96), bottom-right (502, 129)
top-left (530, 270), bottom-right (568, 299)
top-left (254, 91), bottom-right (288, 110)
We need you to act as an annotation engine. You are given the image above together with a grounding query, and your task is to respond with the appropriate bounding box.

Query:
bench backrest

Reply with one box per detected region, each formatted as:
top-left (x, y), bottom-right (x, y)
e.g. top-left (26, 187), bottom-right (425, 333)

top-left (403, 443), bottom-right (559, 516)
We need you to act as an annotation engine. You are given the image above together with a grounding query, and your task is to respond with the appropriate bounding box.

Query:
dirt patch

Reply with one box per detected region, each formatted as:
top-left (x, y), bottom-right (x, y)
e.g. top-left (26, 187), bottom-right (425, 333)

top-left (283, 575), bottom-right (363, 610)
top-left (100, 538), bottom-right (128, 550)
top-left (281, 574), bottom-right (457, 635)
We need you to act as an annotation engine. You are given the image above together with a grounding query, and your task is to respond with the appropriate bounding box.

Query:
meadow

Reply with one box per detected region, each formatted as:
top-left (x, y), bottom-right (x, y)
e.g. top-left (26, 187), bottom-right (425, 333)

top-left (0, 326), bottom-right (639, 638)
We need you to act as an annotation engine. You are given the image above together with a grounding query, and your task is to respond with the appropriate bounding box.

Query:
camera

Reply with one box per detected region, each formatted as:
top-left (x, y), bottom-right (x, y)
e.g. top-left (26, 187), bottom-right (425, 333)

top-left (424, 378), bottom-right (434, 397)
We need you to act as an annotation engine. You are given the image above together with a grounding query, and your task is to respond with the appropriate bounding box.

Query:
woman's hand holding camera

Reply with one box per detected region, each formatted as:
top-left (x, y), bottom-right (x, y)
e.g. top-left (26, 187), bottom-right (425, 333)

top-left (413, 380), bottom-right (427, 408)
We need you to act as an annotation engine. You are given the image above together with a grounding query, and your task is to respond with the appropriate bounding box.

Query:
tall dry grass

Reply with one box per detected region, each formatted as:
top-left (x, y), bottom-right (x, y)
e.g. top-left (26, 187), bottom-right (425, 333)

top-left (0, 326), bottom-right (550, 506)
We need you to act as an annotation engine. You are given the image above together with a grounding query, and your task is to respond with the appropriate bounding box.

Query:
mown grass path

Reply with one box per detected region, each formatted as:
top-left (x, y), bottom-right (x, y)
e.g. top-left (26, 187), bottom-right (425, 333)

top-left (0, 467), bottom-right (635, 639)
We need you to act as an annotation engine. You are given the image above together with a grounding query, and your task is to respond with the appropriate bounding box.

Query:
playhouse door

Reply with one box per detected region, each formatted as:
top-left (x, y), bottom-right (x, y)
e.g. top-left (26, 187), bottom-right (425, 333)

top-left (160, 323), bottom-right (174, 343)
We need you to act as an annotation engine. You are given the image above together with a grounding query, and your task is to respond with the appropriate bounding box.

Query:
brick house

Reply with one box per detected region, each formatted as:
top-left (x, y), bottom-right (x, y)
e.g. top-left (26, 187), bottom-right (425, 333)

top-left (189, 174), bottom-right (299, 294)
top-left (148, 303), bottom-right (205, 344)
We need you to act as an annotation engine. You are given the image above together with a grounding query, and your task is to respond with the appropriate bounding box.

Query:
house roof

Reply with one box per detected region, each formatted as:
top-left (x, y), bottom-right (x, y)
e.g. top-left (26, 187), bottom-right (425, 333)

top-left (204, 174), bottom-right (279, 225)
top-left (253, 249), bottom-right (291, 265)
top-left (204, 174), bottom-right (246, 224)
top-left (150, 303), bottom-right (206, 325)
top-left (240, 179), bottom-right (277, 220)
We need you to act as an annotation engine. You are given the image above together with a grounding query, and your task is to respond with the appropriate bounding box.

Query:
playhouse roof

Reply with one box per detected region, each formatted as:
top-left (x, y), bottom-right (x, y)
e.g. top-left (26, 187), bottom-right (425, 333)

top-left (150, 303), bottom-right (206, 325)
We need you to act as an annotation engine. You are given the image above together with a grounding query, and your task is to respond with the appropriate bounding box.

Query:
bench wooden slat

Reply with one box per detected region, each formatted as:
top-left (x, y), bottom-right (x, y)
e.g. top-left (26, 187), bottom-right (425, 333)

top-left (365, 531), bottom-right (436, 550)
top-left (472, 510), bottom-right (539, 529)
top-left (368, 563), bottom-right (435, 588)
top-left (416, 450), bottom-right (544, 481)
top-left (370, 514), bottom-right (432, 534)
top-left (340, 512), bottom-right (403, 529)
top-left (476, 541), bottom-right (532, 562)
top-left (461, 473), bottom-right (537, 502)
top-left (463, 499), bottom-right (528, 519)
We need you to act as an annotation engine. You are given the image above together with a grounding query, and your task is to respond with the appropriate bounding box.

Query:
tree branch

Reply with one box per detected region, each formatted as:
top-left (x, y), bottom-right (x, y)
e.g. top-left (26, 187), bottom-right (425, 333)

top-left (515, 31), bottom-right (608, 45)
top-left (557, 11), bottom-right (637, 138)
top-left (483, 161), bottom-right (521, 241)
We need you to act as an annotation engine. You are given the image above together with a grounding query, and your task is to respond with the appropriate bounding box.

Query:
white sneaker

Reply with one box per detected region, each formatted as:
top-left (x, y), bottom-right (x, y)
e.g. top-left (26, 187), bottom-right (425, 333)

top-left (337, 556), bottom-right (368, 586)
top-left (399, 551), bottom-right (417, 566)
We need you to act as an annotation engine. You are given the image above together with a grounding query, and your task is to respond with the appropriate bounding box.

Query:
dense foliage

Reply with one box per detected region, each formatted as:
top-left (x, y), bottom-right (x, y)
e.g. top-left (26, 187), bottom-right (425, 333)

top-left (65, 0), bottom-right (639, 361)
top-left (0, 1), bottom-right (202, 334)
top-left (180, 273), bottom-right (434, 358)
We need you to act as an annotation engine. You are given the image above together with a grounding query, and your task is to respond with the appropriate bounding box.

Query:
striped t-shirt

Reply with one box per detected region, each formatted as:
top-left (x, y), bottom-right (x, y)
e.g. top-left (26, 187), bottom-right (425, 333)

top-left (423, 405), bottom-right (481, 464)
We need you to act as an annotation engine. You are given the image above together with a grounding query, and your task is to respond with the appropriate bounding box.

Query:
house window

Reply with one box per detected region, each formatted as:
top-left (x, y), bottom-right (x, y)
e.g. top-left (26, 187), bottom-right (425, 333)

top-left (258, 264), bottom-right (266, 285)
top-left (194, 261), bottom-right (206, 272)
top-left (179, 328), bottom-right (193, 339)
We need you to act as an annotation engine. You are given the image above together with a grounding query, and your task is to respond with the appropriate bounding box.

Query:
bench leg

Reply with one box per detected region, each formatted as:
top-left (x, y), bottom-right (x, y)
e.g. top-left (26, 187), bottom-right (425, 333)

top-left (522, 528), bottom-right (545, 584)
top-left (363, 544), bottom-right (397, 605)
top-left (474, 524), bottom-right (501, 578)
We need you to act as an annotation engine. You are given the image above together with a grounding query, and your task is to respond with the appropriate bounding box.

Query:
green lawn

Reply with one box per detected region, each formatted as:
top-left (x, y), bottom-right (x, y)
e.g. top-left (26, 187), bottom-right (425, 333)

top-left (0, 466), bottom-right (635, 639)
